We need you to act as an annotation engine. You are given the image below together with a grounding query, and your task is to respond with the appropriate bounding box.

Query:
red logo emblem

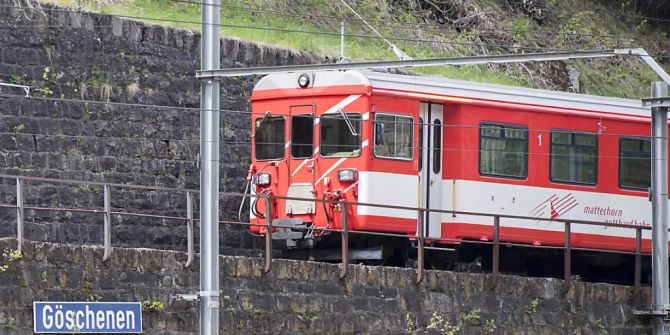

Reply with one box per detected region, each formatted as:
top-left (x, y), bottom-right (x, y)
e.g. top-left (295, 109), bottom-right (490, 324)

top-left (530, 193), bottom-right (579, 220)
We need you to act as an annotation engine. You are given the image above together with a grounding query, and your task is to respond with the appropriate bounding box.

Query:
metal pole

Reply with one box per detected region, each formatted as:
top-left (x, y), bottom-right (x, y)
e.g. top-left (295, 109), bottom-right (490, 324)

top-left (198, 49), bottom-right (621, 78)
top-left (491, 216), bottom-right (499, 289)
top-left (635, 228), bottom-right (642, 306)
top-left (650, 81), bottom-right (669, 335)
top-left (16, 178), bottom-right (23, 253)
top-left (340, 202), bottom-right (349, 279)
top-left (264, 196), bottom-right (272, 273)
top-left (103, 184), bottom-right (111, 262)
top-left (416, 209), bottom-right (424, 284)
top-left (186, 191), bottom-right (194, 268)
top-left (564, 222), bottom-right (571, 290)
top-left (199, 0), bottom-right (221, 333)
top-left (340, 21), bottom-right (345, 61)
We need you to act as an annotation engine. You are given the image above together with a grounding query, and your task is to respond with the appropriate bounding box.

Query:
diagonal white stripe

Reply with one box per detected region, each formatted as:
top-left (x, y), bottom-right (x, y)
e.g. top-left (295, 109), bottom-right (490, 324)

top-left (315, 157), bottom-right (347, 185)
top-left (323, 94), bottom-right (362, 115)
top-left (291, 159), bottom-right (309, 176)
top-left (315, 94), bottom-right (362, 124)
top-left (343, 180), bottom-right (359, 193)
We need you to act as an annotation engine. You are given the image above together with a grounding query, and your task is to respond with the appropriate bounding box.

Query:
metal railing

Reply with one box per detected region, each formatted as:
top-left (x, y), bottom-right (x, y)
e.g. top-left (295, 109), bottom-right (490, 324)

top-left (0, 173), bottom-right (652, 295)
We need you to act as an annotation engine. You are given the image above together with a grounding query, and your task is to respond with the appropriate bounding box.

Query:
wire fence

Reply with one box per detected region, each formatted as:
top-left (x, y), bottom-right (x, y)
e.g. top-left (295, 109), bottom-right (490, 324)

top-left (0, 173), bottom-right (653, 297)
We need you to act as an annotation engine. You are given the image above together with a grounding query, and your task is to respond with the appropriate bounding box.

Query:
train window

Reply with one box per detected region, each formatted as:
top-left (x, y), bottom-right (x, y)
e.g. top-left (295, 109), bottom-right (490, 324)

top-left (291, 115), bottom-right (314, 159)
top-left (320, 113), bottom-right (361, 157)
top-left (479, 123), bottom-right (528, 179)
top-left (373, 113), bottom-right (413, 160)
top-left (254, 116), bottom-right (285, 161)
top-left (433, 119), bottom-right (441, 173)
top-left (619, 137), bottom-right (651, 190)
top-left (550, 130), bottom-right (597, 185)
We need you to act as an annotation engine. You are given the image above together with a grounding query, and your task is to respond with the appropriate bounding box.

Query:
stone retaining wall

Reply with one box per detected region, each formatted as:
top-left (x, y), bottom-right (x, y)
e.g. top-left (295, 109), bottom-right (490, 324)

top-left (0, 2), bottom-right (327, 254)
top-left (0, 238), bottom-right (652, 334)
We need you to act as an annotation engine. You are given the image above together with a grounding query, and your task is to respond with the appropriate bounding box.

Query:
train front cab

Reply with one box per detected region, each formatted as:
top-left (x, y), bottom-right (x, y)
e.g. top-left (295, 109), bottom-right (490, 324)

top-left (248, 72), bottom-right (376, 248)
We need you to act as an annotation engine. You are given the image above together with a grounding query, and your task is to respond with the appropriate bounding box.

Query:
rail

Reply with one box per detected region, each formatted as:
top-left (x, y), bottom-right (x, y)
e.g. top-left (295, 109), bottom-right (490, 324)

top-left (0, 173), bottom-right (652, 295)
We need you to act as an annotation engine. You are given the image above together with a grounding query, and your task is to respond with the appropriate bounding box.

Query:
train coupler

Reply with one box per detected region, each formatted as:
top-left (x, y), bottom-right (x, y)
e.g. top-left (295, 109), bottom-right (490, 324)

top-left (271, 218), bottom-right (307, 248)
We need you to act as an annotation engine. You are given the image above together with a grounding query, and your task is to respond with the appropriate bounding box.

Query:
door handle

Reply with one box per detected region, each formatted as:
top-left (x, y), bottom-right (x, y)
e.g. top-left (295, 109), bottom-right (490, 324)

top-left (430, 180), bottom-right (435, 186)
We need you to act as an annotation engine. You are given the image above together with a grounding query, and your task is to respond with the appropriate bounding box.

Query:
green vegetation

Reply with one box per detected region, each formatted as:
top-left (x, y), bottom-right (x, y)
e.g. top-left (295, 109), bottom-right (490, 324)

top-left (527, 298), bottom-right (540, 314)
top-left (41, 0), bottom-right (669, 98)
top-left (461, 308), bottom-right (481, 325)
top-left (80, 282), bottom-right (103, 301)
top-left (426, 312), bottom-right (460, 334)
top-left (0, 249), bottom-right (23, 274)
top-left (142, 299), bottom-right (164, 312)
top-left (77, 184), bottom-right (99, 193)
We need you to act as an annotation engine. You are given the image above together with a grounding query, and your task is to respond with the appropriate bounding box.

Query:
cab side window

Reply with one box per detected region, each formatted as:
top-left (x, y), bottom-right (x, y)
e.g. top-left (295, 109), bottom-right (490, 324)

top-left (373, 113), bottom-right (413, 160)
top-left (255, 116), bottom-right (285, 161)
top-left (320, 113), bottom-right (361, 157)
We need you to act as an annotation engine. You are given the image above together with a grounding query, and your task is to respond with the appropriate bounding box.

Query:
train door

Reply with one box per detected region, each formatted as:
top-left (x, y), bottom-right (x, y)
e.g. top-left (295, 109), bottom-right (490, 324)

top-left (419, 102), bottom-right (443, 239)
top-left (286, 105), bottom-right (316, 216)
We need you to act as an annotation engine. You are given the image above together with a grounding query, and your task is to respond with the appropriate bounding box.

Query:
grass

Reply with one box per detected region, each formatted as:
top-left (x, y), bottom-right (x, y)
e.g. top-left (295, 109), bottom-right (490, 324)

top-left (41, 0), bottom-right (525, 86)
top-left (40, 0), bottom-right (668, 98)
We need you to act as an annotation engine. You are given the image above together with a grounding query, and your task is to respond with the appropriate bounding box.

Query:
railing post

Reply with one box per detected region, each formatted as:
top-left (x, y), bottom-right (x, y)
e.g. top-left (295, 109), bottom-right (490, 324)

top-left (103, 184), bottom-right (111, 262)
top-left (416, 209), bottom-right (425, 285)
top-left (264, 195), bottom-right (272, 273)
top-left (16, 178), bottom-right (23, 253)
top-left (634, 227), bottom-right (642, 305)
top-left (186, 191), bottom-right (195, 268)
top-left (491, 216), bottom-right (500, 289)
top-left (340, 202), bottom-right (349, 279)
top-left (564, 221), bottom-right (572, 290)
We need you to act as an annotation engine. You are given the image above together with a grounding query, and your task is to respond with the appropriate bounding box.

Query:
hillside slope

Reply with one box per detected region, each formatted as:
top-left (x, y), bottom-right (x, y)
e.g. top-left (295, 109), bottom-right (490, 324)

top-left (39, 0), bottom-right (670, 99)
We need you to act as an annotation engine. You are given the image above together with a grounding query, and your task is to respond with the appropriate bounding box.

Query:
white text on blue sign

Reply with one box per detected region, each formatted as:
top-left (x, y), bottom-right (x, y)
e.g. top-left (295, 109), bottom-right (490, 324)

top-left (33, 302), bottom-right (142, 333)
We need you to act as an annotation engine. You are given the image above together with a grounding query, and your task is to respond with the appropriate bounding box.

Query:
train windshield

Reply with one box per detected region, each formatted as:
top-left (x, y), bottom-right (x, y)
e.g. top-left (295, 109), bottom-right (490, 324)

top-left (320, 113), bottom-right (362, 157)
top-left (255, 116), bottom-right (285, 160)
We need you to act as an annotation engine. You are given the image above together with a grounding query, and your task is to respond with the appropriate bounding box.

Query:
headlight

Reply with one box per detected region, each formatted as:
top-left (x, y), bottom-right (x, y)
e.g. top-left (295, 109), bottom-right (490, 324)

top-left (298, 73), bottom-right (310, 88)
top-left (337, 169), bottom-right (357, 183)
top-left (254, 173), bottom-right (271, 186)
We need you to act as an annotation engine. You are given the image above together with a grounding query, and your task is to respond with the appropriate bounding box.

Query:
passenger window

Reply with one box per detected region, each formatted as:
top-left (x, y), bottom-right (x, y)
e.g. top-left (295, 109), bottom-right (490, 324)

top-left (373, 113), bottom-right (413, 160)
top-left (291, 115), bottom-right (313, 159)
top-left (433, 119), bottom-right (441, 173)
top-left (479, 123), bottom-right (528, 178)
top-left (550, 130), bottom-right (597, 185)
top-left (320, 113), bottom-right (361, 157)
top-left (255, 116), bottom-right (285, 161)
top-left (619, 137), bottom-right (651, 190)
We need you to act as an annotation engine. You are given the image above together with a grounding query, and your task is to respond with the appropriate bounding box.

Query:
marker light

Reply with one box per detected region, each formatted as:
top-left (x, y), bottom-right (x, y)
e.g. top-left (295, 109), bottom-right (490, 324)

top-left (254, 173), bottom-right (271, 186)
top-left (337, 169), bottom-right (357, 183)
top-left (298, 74), bottom-right (310, 88)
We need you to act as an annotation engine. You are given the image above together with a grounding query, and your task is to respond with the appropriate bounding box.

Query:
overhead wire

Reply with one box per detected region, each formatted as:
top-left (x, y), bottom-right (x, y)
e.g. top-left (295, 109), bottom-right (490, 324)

top-left (0, 1), bottom-right (665, 160)
top-left (0, 129), bottom-right (657, 161)
top-left (179, 0), bottom-right (670, 45)
top-left (0, 93), bottom-right (658, 141)
top-left (0, 93), bottom-right (250, 115)
top-left (181, 0), bottom-right (670, 28)
top-left (3, 3), bottom-right (670, 59)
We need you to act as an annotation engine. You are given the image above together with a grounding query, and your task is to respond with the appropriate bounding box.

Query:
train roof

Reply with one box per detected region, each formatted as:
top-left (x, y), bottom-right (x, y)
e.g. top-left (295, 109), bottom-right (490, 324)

top-left (252, 70), bottom-right (651, 117)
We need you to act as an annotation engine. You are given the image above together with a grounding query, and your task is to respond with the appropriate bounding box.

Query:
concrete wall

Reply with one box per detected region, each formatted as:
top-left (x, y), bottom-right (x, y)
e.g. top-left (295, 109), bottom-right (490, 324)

top-left (0, 238), bottom-right (652, 334)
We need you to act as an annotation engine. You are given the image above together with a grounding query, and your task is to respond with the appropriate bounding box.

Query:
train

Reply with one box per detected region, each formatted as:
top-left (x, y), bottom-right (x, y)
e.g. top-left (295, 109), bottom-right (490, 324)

top-left (246, 69), bottom-right (657, 280)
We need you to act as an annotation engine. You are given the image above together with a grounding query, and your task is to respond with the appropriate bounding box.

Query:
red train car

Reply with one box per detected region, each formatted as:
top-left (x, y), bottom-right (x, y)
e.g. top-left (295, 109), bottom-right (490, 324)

top-left (248, 70), bottom-right (656, 266)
